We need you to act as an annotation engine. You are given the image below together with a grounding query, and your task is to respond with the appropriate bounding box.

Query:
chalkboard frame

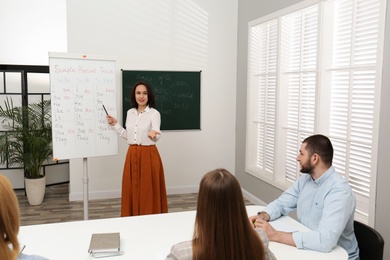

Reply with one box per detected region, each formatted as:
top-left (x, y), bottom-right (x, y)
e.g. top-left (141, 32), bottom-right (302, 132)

top-left (122, 70), bottom-right (201, 131)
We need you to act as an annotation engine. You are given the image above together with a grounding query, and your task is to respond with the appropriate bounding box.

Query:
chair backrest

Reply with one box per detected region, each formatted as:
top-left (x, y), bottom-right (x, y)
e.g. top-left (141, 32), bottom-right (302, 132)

top-left (354, 220), bottom-right (385, 260)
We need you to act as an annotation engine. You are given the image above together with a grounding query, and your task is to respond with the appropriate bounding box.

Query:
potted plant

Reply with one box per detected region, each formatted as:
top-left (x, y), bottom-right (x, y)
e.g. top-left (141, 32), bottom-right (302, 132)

top-left (0, 97), bottom-right (52, 205)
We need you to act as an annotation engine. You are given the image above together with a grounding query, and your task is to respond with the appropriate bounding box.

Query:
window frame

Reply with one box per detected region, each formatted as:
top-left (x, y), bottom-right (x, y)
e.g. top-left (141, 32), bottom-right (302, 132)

top-left (245, 0), bottom-right (386, 225)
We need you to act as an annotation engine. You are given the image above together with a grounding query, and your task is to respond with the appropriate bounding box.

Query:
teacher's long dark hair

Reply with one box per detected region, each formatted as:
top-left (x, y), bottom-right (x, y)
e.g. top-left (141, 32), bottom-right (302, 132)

top-left (192, 169), bottom-right (265, 260)
top-left (129, 81), bottom-right (157, 109)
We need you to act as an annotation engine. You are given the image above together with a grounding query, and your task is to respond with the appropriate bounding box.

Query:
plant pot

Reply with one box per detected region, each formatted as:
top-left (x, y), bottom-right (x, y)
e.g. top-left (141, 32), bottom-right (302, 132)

top-left (25, 176), bottom-right (46, 206)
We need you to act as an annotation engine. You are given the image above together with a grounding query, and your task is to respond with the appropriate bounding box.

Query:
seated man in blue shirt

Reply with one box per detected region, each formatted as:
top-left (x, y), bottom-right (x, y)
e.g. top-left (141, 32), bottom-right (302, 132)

top-left (250, 134), bottom-right (359, 260)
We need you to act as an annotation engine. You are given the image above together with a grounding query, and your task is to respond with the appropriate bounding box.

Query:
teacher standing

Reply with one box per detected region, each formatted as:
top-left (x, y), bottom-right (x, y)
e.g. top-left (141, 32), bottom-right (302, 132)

top-left (106, 81), bottom-right (168, 216)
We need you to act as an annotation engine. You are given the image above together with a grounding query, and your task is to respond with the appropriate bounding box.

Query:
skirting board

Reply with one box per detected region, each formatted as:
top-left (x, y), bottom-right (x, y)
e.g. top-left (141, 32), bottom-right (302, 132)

top-left (69, 185), bottom-right (267, 206)
top-left (241, 189), bottom-right (267, 206)
top-left (69, 185), bottom-right (199, 201)
top-left (69, 190), bottom-right (121, 201)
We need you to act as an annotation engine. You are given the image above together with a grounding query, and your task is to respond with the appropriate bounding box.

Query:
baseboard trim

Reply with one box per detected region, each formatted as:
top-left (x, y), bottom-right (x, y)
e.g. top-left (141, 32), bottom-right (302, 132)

top-left (69, 186), bottom-right (267, 205)
top-left (69, 185), bottom-right (200, 201)
top-left (166, 185), bottom-right (199, 195)
top-left (69, 190), bottom-right (121, 201)
top-left (241, 188), bottom-right (266, 206)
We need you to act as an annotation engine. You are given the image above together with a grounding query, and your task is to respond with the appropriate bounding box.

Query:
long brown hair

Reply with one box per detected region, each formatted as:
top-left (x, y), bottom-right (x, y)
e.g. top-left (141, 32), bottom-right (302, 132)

top-left (192, 169), bottom-right (265, 259)
top-left (0, 175), bottom-right (20, 260)
top-left (129, 81), bottom-right (157, 109)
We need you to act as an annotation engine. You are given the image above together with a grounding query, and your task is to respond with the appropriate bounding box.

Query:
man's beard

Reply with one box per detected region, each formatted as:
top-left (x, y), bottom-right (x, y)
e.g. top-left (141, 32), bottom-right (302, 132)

top-left (300, 161), bottom-right (314, 174)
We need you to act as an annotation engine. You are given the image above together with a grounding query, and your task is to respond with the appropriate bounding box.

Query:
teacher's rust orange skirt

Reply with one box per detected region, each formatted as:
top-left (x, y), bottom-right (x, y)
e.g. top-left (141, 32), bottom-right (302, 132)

top-left (121, 145), bottom-right (168, 216)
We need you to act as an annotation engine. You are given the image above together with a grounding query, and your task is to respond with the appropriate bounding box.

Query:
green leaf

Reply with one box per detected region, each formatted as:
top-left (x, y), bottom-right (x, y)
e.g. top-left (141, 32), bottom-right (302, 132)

top-left (0, 97), bottom-right (52, 178)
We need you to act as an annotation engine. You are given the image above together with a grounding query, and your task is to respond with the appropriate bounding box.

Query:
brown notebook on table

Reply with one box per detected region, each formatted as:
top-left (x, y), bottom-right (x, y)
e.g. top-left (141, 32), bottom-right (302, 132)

top-left (88, 232), bottom-right (123, 257)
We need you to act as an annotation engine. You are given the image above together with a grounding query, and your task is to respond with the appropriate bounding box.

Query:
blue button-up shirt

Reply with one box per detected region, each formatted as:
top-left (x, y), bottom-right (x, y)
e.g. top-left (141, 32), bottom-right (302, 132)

top-left (263, 166), bottom-right (359, 260)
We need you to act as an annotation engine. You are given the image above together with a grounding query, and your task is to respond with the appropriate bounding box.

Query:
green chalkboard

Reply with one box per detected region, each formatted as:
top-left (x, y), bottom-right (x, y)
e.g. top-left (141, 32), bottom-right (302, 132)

top-left (122, 70), bottom-right (201, 130)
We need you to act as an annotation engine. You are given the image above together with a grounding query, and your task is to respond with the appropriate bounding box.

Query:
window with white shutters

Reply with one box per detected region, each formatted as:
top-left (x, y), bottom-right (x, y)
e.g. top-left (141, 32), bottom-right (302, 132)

top-left (246, 0), bottom-right (386, 224)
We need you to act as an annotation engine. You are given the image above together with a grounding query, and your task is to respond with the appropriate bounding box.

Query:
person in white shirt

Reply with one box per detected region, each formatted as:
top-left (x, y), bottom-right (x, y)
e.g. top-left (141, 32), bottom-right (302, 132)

top-left (107, 81), bottom-right (168, 216)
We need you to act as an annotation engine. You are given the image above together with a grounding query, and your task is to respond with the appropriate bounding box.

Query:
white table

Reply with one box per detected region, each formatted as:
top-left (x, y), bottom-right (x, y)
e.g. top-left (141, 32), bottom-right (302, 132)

top-left (18, 205), bottom-right (348, 260)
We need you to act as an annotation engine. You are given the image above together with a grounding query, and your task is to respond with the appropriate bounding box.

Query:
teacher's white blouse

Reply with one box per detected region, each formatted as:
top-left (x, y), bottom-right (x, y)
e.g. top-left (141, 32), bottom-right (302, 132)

top-left (112, 106), bottom-right (161, 145)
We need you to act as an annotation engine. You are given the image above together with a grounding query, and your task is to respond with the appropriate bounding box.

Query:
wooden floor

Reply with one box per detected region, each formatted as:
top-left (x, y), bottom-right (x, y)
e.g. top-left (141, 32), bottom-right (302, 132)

top-left (16, 183), bottom-right (253, 226)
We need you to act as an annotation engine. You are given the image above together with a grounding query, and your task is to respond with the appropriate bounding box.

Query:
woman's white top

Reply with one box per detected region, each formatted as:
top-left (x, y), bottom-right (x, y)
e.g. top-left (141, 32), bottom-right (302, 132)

top-left (112, 106), bottom-right (161, 145)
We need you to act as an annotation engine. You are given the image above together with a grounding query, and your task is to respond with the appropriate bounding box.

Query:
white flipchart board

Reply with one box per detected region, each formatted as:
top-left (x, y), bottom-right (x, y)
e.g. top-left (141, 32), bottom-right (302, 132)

top-left (49, 52), bottom-right (118, 159)
top-left (49, 52), bottom-right (118, 220)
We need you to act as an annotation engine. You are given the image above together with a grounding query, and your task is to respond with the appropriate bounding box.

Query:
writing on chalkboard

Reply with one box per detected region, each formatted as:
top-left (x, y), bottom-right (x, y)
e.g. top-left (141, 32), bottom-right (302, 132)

top-left (49, 55), bottom-right (118, 159)
top-left (122, 70), bottom-right (201, 130)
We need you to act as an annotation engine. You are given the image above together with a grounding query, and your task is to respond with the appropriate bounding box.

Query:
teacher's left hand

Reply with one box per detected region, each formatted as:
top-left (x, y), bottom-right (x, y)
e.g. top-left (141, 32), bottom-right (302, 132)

top-left (148, 130), bottom-right (161, 139)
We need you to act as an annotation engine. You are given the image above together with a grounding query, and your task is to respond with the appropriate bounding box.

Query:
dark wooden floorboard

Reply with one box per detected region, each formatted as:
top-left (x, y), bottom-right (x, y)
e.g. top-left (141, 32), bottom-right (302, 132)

top-left (17, 183), bottom-right (253, 226)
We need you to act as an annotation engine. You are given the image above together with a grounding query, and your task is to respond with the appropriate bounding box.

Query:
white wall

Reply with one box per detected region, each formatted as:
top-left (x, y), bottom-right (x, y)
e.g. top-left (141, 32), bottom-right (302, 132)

top-left (0, 0), bottom-right (68, 187)
top-left (66, 0), bottom-right (238, 200)
top-left (0, 0), bottom-right (238, 199)
top-left (0, 0), bottom-right (67, 65)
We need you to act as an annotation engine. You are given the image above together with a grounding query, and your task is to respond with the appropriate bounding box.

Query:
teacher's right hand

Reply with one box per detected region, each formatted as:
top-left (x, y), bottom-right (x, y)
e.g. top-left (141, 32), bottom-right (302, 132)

top-left (106, 115), bottom-right (117, 126)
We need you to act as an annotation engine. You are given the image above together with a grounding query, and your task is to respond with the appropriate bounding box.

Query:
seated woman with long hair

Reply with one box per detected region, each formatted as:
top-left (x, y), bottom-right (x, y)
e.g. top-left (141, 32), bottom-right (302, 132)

top-left (166, 168), bottom-right (276, 260)
top-left (0, 175), bottom-right (48, 260)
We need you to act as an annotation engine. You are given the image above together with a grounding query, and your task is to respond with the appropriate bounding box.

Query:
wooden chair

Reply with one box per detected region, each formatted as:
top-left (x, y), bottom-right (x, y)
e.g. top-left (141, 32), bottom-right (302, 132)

top-left (354, 220), bottom-right (384, 260)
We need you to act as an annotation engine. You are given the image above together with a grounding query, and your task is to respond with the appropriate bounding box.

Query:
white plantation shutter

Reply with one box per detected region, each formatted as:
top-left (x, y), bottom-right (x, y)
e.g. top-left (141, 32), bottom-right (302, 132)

top-left (281, 5), bottom-right (318, 182)
top-left (248, 20), bottom-right (278, 175)
top-left (246, 0), bottom-right (386, 224)
top-left (328, 0), bottom-right (382, 222)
